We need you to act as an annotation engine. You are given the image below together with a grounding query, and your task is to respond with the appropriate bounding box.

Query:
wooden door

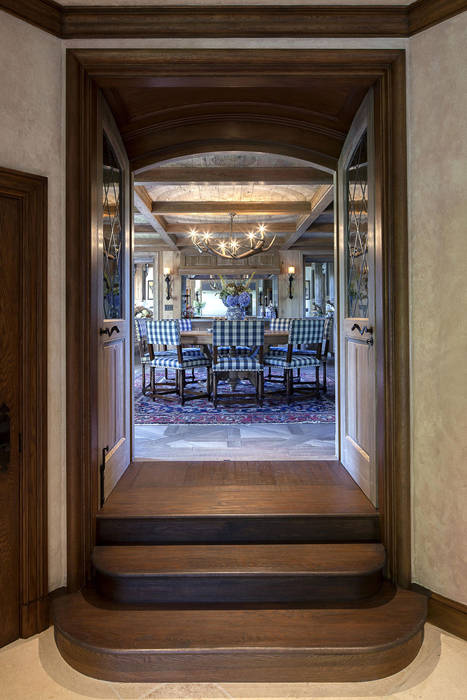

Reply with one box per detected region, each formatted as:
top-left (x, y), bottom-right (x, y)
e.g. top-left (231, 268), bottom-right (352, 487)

top-left (0, 193), bottom-right (21, 647)
top-left (98, 104), bottom-right (132, 502)
top-left (338, 92), bottom-right (377, 505)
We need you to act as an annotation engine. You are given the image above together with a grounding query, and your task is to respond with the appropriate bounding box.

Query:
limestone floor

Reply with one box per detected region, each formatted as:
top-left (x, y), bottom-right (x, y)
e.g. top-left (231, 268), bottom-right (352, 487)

top-left (0, 624), bottom-right (466, 700)
top-left (134, 423), bottom-right (336, 460)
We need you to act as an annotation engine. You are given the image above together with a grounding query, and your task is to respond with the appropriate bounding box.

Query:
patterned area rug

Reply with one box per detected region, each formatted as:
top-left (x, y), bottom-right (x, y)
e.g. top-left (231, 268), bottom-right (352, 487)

top-left (134, 364), bottom-right (335, 425)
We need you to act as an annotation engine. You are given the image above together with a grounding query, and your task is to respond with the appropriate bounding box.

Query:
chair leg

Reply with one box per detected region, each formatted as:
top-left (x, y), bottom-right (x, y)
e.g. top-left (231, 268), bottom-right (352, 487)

top-left (259, 372), bottom-right (264, 407)
top-left (180, 370), bottom-right (186, 405)
top-left (286, 370), bottom-right (292, 404)
top-left (323, 361), bottom-right (327, 391)
top-left (315, 365), bottom-right (320, 391)
top-left (207, 369), bottom-right (212, 400)
top-left (142, 364), bottom-right (147, 395)
top-left (213, 372), bottom-right (218, 408)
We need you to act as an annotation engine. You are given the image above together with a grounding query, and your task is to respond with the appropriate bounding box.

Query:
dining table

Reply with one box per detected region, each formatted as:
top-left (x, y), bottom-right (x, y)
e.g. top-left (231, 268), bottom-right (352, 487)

top-left (180, 328), bottom-right (289, 391)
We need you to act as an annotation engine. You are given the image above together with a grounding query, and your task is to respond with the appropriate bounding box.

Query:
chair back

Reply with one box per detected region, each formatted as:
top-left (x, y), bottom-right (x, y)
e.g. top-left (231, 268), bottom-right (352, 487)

top-left (134, 317), bottom-right (148, 341)
top-left (146, 319), bottom-right (181, 347)
top-left (270, 317), bottom-right (295, 332)
top-left (178, 318), bottom-right (192, 331)
top-left (213, 320), bottom-right (264, 350)
top-left (289, 318), bottom-right (325, 346)
top-left (323, 316), bottom-right (333, 340)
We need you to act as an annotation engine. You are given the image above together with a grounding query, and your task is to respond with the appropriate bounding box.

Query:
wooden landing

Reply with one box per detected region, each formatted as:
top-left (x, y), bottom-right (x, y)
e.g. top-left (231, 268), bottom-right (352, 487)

top-left (97, 460), bottom-right (379, 544)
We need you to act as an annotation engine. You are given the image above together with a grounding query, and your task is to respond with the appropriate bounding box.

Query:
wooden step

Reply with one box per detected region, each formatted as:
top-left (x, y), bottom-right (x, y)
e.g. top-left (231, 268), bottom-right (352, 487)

top-left (92, 543), bottom-right (385, 603)
top-left (53, 586), bottom-right (426, 682)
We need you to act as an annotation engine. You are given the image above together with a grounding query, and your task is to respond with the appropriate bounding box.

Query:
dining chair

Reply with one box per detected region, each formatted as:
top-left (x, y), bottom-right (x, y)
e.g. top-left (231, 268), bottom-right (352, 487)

top-left (263, 318), bottom-right (325, 403)
top-left (289, 315), bottom-right (333, 390)
top-left (134, 318), bottom-right (152, 395)
top-left (211, 319), bottom-right (265, 407)
top-left (146, 320), bottom-right (211, 405)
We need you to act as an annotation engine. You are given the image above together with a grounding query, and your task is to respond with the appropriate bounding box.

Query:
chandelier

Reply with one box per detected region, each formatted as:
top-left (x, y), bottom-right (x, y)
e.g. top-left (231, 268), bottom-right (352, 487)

top-left (188, 212), bottom-right (276, 260)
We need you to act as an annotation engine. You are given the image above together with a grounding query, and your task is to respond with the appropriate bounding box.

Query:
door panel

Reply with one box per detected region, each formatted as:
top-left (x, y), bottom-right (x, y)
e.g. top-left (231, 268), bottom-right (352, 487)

top-left (338, 91), bottom-right (377, 505)
top-left (0, 194), bottom-right (20, 647)
top-left (98, 102), bottom-right (131, 501)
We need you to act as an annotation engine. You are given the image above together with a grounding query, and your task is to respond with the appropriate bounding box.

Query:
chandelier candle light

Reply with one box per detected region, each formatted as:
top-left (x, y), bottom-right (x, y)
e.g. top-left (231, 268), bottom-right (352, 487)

top-left (189, 212), bottom-right (276, 260)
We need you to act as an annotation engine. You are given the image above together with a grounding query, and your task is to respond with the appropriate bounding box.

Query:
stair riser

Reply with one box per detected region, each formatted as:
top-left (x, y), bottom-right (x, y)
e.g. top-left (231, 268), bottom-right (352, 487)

top-left (95, 571), bottom-right (383, 604)
top-left (55, 628), bottom-right (424, 683)
top-left (96, 516), bottom-right (380, 545)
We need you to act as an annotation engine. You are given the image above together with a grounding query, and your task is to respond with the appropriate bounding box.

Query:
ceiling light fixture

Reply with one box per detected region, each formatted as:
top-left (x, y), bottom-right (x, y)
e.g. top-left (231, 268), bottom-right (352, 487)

top-left (189, 212), bottom-right (276, 260)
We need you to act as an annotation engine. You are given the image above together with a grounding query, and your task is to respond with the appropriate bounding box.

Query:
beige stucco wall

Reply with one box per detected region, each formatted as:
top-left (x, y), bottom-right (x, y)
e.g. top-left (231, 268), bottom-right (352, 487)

top-left (1, 9), bottom-right (466, 603)
top-left (408, 11), bottom-right (467, 604)
top-left (0, 12), bottom-right (66, 591)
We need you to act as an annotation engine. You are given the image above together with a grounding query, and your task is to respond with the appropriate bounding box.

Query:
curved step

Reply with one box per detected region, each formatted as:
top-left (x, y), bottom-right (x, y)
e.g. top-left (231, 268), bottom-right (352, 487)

top-left (53, 587), bottom-right (426, 683)
top-left (93, 543), bottom-right (385, 603)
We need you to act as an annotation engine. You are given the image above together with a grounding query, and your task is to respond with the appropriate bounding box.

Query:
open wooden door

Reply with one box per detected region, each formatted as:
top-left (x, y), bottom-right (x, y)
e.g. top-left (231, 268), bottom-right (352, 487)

top-left (338, 91), bottom-right (377, 506)
top-left (97, 103), bottom-right (132, 503)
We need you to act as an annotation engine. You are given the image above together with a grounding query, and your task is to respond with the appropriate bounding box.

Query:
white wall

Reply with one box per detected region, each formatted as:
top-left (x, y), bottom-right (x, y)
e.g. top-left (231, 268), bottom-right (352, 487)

top-left (2, 10), bottom-right (466, 604)
top-left (408, 11), bottom-right (467, 604)
top-left (0, 12), bottom-right (66, 591)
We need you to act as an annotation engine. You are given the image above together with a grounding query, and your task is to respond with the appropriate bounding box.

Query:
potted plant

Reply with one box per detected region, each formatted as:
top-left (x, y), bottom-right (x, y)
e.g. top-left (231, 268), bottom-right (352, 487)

top-left (216, 274), bottom-right (254, 319)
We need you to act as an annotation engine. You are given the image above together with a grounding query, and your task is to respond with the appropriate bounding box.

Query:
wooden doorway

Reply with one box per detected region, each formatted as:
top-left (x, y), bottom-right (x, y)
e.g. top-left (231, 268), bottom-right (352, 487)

top-left (0, 168), bottom-right (48, 646)
top-left (66, 49), bottom-right (410, 592)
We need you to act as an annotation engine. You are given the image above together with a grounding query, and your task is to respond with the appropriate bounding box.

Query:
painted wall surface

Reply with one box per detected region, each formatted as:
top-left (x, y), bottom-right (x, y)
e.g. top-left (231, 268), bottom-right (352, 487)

top-left (0, 12), bottom-right (66, 590)
top-left (2, 10), bottom-right (466, 604)
top-left (408, 12), bottom-right (467, 604)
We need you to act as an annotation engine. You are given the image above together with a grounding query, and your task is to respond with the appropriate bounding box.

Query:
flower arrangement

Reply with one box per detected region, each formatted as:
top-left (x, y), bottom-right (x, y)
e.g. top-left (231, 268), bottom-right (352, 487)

top-left (217, 273), bottom-right (254, 309)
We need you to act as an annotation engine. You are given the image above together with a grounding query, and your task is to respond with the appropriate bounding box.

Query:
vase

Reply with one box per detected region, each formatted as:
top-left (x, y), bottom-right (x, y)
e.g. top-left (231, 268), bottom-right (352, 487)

top-left (225, 305), bottom-right (245, 320)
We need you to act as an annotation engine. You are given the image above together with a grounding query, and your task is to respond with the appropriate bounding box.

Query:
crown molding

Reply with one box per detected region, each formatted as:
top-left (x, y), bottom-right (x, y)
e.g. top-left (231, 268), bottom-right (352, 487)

top-left (1, 1), bottom-right (465, 39)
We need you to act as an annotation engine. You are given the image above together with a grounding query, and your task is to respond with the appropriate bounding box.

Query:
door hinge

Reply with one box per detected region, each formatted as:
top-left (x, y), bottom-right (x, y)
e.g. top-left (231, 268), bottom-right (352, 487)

top-left (100, 445), bottom-right (109, 508)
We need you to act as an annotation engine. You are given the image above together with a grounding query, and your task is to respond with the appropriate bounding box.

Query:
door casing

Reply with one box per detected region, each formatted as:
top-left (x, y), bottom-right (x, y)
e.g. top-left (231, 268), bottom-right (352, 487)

top-left (66, 48), bottom-right (411, 591)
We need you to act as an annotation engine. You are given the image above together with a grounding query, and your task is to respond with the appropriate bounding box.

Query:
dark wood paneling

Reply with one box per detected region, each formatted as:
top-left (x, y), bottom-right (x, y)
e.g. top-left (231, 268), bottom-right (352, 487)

top-left (0, 0), bottom-right (62, 36)
top-left (66, 54), bottom-right (100, 592)
top-left (409, 0), bottom-right (467, 35)
top-left (53, 588), bottom-right (425, 682)
top-left (61, 6), bottom-right (408, 39)
top-left (0, 167), bottom-right (48, 641)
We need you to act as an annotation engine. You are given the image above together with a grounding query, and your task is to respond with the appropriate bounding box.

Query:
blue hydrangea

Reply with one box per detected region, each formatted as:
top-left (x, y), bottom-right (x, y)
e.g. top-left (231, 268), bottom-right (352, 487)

top-left (238, 291), bottom-right (251, 308)
top-left (226, 294), bottom-right (239, 307)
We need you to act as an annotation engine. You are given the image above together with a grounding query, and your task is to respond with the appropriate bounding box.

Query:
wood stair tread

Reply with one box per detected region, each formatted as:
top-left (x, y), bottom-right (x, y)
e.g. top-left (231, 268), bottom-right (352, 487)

top-left (53, 588), bottom-right (426, 682)
top-left (93, 543), bottom-right (385, 576)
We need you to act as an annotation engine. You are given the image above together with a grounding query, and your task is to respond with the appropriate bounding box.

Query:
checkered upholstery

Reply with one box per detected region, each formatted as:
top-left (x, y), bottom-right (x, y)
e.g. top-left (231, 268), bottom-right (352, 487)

top-left (218, 346), bottom-right (253, 357)
top-left (324, 316), bottom-right (333, 340)
top-left (147, 319), bottom-right (180, 346)
top-left (149, 354), bottom-right (211, 370)
top-left (178, 318), bottom-right (192, 331)
top-left (270, 318), bottom-right (295, 332)
top-left (264, 353), bottom-right (321, 369)
top-left (213, 356), bottom-right (264, 372)
top-left (289, 318), bottom-right (325, 345)
top-left (213, 320), bottom-right (264, 350)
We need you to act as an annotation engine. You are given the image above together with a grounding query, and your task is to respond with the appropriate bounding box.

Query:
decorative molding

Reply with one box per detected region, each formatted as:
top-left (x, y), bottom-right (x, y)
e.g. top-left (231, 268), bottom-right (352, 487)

top-left (3, 2), bottom-right (466, 39)
top-left (408, 0), bottom-right (467, 35)
top-left (0, 0), bottom-right (62, 36)
top-left (61, 6), bottom-right (409, 39)
top-left (411, 584), bottom-right (467, 640)
top-left (0, 167), bottom-right (49, 638)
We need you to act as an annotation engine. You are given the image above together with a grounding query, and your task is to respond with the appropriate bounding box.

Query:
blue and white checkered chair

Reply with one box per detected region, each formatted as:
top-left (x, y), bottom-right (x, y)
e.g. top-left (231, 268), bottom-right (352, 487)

top-left (135, 318), bottom-right (153, 395)
top-left (268, 317), bottom-right (296, 354)
top-left (291, 316), bottom-right (333, 390)
top-left (264, 318), bottom-right (325, 403)
top-left (212, 320), bottom-right (265, 407)
top-left (146, 320), bottom-right (211, 405)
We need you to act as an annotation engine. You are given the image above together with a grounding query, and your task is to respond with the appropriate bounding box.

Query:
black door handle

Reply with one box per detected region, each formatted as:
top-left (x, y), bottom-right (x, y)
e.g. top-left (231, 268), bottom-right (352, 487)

top-left (351, 323), bottom-right (373, 336)
top-left (100, 325), bottom-right (120, 337)
top-left (0, 403), bottom-right (10, 473)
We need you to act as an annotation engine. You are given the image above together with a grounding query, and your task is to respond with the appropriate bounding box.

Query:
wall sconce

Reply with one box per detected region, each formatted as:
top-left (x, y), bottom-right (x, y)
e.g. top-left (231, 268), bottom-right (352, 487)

top-left (288, 266), bottom-right (295, 299)
top-left (163, 267), bottom-right (172, 300)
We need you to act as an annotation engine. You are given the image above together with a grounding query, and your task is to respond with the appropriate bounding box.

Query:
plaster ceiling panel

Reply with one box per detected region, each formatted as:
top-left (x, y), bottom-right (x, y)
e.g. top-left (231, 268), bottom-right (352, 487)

top-left (144, 183), bottom-right (320, 202)
top-left (141, 151), bottom-right (322, 169)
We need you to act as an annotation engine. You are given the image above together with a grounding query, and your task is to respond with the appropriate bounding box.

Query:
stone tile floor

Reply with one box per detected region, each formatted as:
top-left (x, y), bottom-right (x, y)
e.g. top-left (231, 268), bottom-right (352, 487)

top-left (134, 423), bottom-right (336, 460)
top-left (0, 624), bottom-right (466, 699)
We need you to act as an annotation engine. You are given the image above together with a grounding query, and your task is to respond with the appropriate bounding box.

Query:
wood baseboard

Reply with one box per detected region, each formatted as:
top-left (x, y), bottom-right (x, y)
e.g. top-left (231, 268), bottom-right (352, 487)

top-left (411, 584), bottom-right (467, 640)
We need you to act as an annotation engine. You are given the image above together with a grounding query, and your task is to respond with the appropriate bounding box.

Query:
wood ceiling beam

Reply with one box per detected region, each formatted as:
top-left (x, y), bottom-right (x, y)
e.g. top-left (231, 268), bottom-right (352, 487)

top-left (164, 222), bottom-right (295, 235)
top-left (282, 185), bottom-right (334, 249)
top-left (134, 186), bottom-right (178, 251)
top-left (135, 167), bottom-right (333, 185)
top-left (151, 201), bottom-right (312, 215)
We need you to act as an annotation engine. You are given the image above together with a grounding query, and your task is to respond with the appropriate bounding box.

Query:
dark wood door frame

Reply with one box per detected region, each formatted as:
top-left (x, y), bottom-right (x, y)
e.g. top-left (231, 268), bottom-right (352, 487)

top-left (0, 167), bottom-right (48, 637)
top-left (66, 48), bottom-right (410, 591)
